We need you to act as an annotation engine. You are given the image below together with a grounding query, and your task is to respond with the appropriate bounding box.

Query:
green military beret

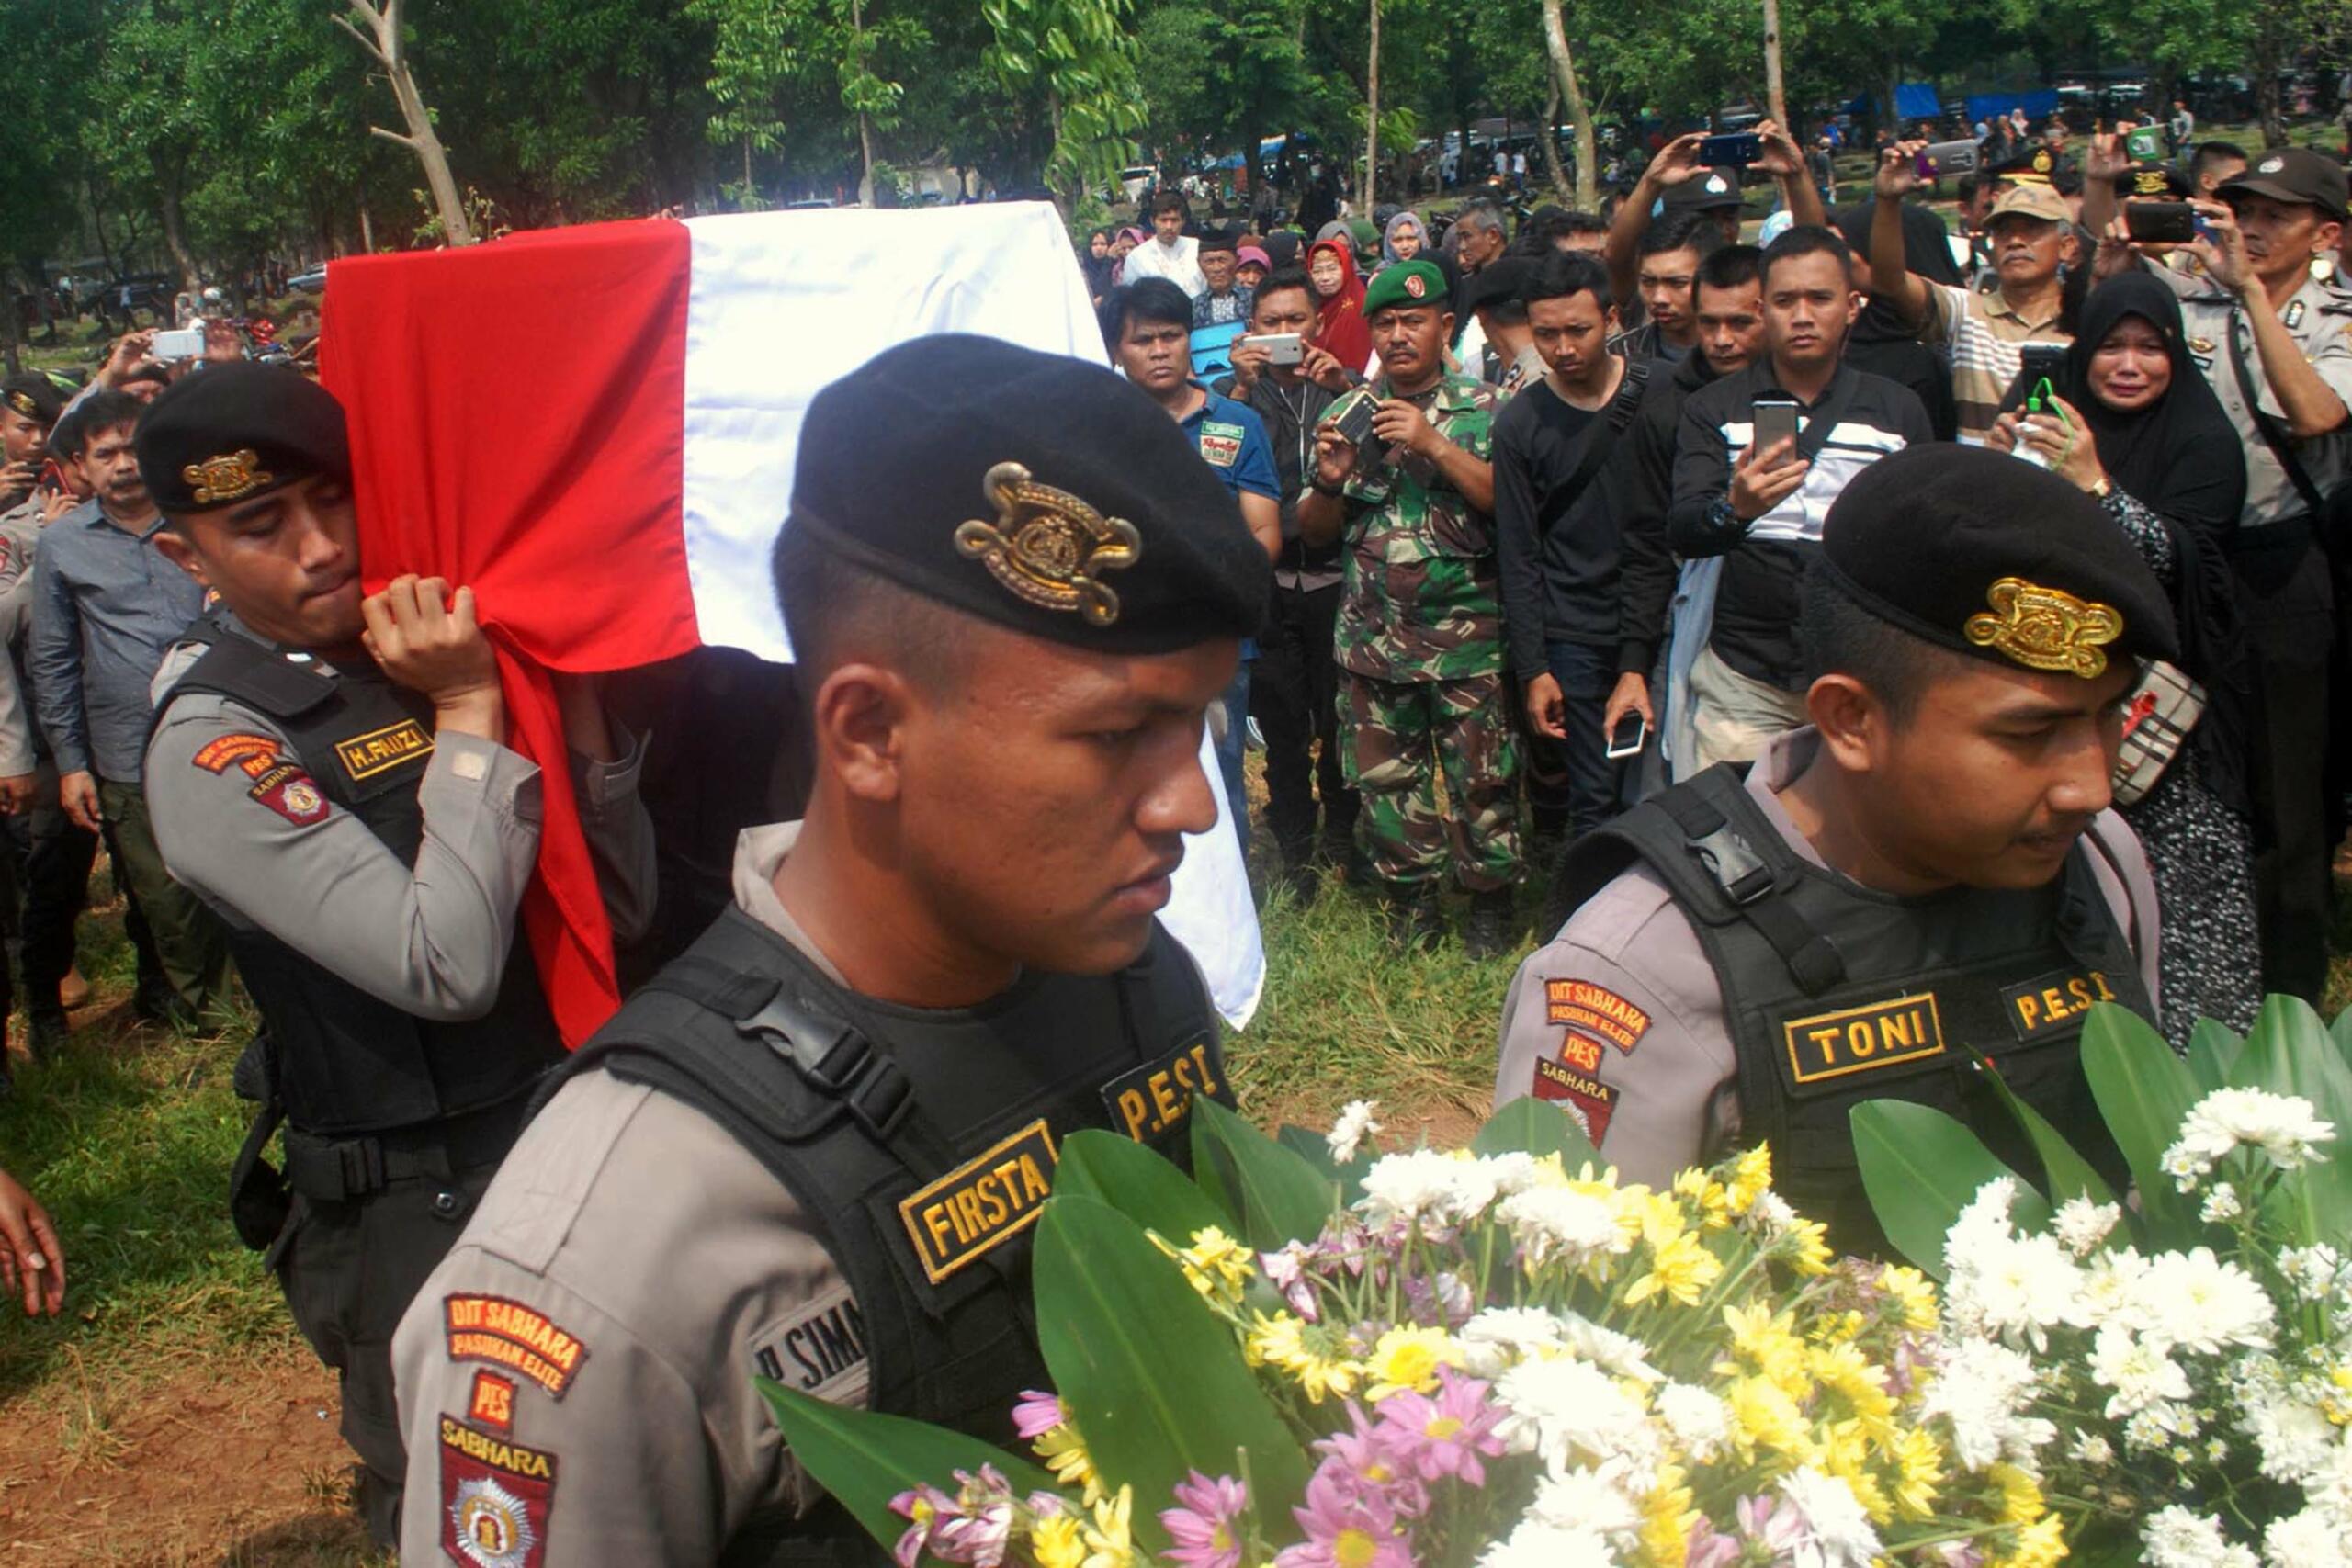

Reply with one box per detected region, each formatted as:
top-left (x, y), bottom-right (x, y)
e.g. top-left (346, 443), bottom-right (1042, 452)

top-left (1363, 260), bottom-right (1449, 319)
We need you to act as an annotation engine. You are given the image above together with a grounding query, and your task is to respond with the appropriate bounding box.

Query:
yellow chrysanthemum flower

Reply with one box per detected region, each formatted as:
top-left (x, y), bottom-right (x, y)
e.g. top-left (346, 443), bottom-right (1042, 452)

top-left (1809, 1342), bottom-right (1895, 1435)
top-left (1637, 1461), bottom-right (1700, 1567)
top-left (1033, 1422), bottom-right (1107, 1507)
top-left (1988, 1462), bottom-right (2046, 1526)
top-left (1989, 1513), bottom-right (2066, 1568)
top-left (1082, 1485), bottom-right (1136, 1568)
top-left (1721, 1303), bottom-right (1810, 1398)
top-left (1778, 1214), bottom-right (1834, 1276)
top-left (1245, 1311), bottom-right (1359, 1404)
top-left (1724, 1373), bottom-right (1814, 1464)
top-left (1627, 1229), bottom-right (1724, 1306)
top-left (1031, 1512), bottom-right (1087, 1568)
top-left (1174, 1226), bottom-right (1255, 1303)
top-left (1889, 1426), bottom-right (1944, 1520)
top-left (1875, 1265), bottom-right (1940, 1332)
top-left (1823, 1436), bottom-right (1893, 1526)
top-left (1727, 1145), bottom-right (1773, 1213)
top-left (1671, 1168), bottom-right (1733, 1230)
top-left (1364, 1324), bottom-right (1461, 1401)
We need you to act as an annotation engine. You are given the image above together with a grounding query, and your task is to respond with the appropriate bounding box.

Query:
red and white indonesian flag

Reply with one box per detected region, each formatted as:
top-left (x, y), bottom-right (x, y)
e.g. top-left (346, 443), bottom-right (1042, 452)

top-left (322, 206), bottom-right (1264, 1043)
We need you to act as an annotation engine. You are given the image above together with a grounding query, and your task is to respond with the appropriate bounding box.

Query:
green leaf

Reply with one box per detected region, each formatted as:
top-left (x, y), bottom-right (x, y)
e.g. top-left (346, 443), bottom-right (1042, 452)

top-left (755, 1380), bottom-right (1060, 1554)
top-left (2080, 1002), bottom-right (2203, 1244)
top-left (1973, 1059), bottom-right (2117, 1208)
top-left (1471, 1095), bottom-right (1600, 1168)
top-left (1188, 1099), bottom-right (1340, 1251)
top-left (1275, 1123), bottom-right (1344, 1179)
top-left (2228, 996), bottom-right (2352, 1248)
top-left (1850, 1100), bottom-right (2051, 1277)
top-left (1035, 1194), bottom-right (1314, 1551)
top-left (2186, 1018), bottom-right (2245, 1091)
top-left (1054, 1130), bottom-right (1227, 1243)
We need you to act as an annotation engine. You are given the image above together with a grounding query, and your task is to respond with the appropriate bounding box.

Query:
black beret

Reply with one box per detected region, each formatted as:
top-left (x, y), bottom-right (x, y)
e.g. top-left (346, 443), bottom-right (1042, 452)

top-left (1465, 256), bottom-right (1535, 313)
top-left (134, 363), bottom-right (351, 514)
top-left (0, 373), bottom-right (62, 426)
top-left (787, 334), bottom-right (1264, 654)
top-left (1820, 445), bottom-right (2177, 678)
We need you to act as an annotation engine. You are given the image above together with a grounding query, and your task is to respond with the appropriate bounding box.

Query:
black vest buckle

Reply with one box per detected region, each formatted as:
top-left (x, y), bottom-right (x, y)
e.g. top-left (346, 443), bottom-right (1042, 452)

top-left (1690, 824), bottom-right (1775, 905)
top-left (736, 995), bottom-right (912, 1142)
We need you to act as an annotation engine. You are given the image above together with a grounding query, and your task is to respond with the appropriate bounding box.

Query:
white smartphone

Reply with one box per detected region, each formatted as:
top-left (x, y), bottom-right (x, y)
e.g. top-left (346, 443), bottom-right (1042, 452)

top-left (151, 326), bottom-right (206, 361)
top-left (1242, 332), bottom-right (1304, 366)
top-left (1604, 711), bottom-right (1648, 761)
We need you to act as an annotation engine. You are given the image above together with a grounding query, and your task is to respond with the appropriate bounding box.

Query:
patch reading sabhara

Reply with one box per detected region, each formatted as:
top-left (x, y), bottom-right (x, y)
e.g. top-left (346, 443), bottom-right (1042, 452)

top-left (954, 461), bottom-right (1142, 628)
top-left (334, 717), bottom-right (434, 782)
top-left (1781, 993), bottom-right (1946, 1085)
top-left (897, 1119), bottom-right (1058, 1285)
top-left (183, 449), bottom-right (274, 506)
top-left (1531, 1056), bottom-right (1617, 1143)
top-left (1962, 577), bottom-right (2122, 678)
top-left (443, 1296), bottom-right (589, 1399)
top-left (439, 1416), bottom-right (554, 1568)
top-left (1544, 979), bottom-right (1650, 1054)
top-left (247, 762), bottom-right (330, 826)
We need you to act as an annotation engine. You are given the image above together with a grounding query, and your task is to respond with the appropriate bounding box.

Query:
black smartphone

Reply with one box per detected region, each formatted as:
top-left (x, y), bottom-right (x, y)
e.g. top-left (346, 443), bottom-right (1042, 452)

top-left (2013, 343), bottom-right (2069, 408)
top-left (1605, 711), bottom-right (1648, 761)
top-left (2124, 200), bottom-right (2196, 244)
top-left (1327, 386), bottom-right (1389, 469)
top-left (1922, 139), bottom-right (1980, 176)
top-left (1698, 132), bottom-right (1760, 168)
top-left (1750, 393), bottom-right (1801, 456)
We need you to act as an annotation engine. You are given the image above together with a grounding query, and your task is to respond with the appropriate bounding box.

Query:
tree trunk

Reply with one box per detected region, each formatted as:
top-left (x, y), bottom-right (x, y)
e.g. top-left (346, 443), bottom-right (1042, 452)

top-left (155, 164), bottom-right (200, 292)
top-left (1539, 79), bottom-right (1573, 200)
top-left (1540, 0), bottom-right (1598, 210)
top-left (338, 0), bottom-right (474, 245)
top-left (2254, 10), bottom-right (2289, 148)
top-left (1884, 59), bottom-right (1903, 140)
top-left (851, 0), bottom-right (876, 207)
top-left (1361, 0), bottom-right (1380, 211)
top-left (359, 201), bottom-right (376, 254)
top-left (2, 279), bottom-right (21, 377)
top-left (1761, 0), bottom-right (1789, 130)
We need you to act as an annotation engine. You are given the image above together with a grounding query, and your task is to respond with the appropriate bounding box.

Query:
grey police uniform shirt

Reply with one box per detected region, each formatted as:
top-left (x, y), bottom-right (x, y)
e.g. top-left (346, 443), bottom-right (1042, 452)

top-left (0, 497), bottom-right (43, 774)
top-left (2153, 264), bottom-right (2352, 527)
top-left (1493, 728), bottom-right (2165, 1190)
top-left (144, 631), bottom-right (656, 1018)
top-left (391, 823), bottom-right (857, 1566)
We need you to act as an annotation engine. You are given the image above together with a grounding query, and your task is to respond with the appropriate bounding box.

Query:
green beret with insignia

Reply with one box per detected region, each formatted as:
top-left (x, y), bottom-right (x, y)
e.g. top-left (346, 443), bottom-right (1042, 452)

top-left (785, 334), bottom-right (1264, 655)
top-left (0, 373), bottom-right (63, 427)
top-left (1363, 259), bottom-right (1449, 319)
top-left (134, 362), bottom-right (351, 514)
top-left (1821, 445), bottom-right (2177, 680)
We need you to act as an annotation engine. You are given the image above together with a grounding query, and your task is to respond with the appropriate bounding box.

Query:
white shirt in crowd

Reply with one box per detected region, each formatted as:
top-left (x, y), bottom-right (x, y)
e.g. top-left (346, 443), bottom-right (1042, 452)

top-left (1124, 234), bottom-right (1206, 299)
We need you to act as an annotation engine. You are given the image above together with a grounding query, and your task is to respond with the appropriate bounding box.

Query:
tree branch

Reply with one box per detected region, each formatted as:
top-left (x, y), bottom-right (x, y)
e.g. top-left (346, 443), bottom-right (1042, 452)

top-left (331, 12), bottom-right (386, 65)
top-left (368, 125), bottom-right (418, 150)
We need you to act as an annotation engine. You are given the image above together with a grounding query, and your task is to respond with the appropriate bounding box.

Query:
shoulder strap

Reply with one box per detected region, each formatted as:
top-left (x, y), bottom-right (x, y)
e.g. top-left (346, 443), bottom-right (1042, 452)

top-left (1792, 367), bottom-right (1863, 466)
top-left (1533, 358), bottom-right (1650, 541)
top-left (158, 615), bottom-right (341, 725)
top-left (2226, 313), bottom-right (2329, 516)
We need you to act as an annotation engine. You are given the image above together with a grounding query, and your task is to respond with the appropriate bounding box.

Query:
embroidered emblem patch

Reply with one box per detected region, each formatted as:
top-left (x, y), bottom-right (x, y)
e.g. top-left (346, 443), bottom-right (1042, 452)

top-left (334, 717), bottom-right (434, 782)
top-left (183, 448), bottom-right (274, 506)
top-left (2260, 154), bottom-right (2286, 174)
top-left (469, 1371), bottom-right (517, 1433)
top-left (439, 1416), bottom-right (554, 1568)
top-left (1782, 993), bottom-right (1946, 1084)
top-left (2031, 149), bottom-right (2053, 175)
top-left (897, 1119), bottom-right (1058, 1285)
top-left (2002, 968), bottom-right (2120, 1041)
top-left (247, 761), bottom-right (330, 826)
top-left (751, 1280), bottom-right (870, 1402)
top-left (2284, 299), bottom-right (2306, 331)
top-left (1532, 1056), bottom-right (1617, 1143)
top-left (5, 390), bottom-right (37, 419)
top-left (1963, 576), bottom-right (2123, 678)
top-left (1544, 979), bottom-right (1651, 1054)
top-left (954, 461), bottom-right (1142, 628)
top-left (1197, 421), bottom-right (1244, 468)
top-left (192, 732), bottom-right (286, 778)
top-left (1403, 269), bottom-right (1429, 298)
top-left (1101, 1041), bottom-right (1221, 1143)
top-left (443, 1296), bottom-right (590, 1399)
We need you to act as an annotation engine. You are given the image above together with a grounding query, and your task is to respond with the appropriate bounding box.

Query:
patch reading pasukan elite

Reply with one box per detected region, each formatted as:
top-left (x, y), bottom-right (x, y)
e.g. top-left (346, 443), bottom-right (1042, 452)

top-left (897, 1120), bottom-right (1058, 1285)
top-left (750, 1280), bottom-right (869, 1401)
top-left (439, 1416), bottom-right (555, 1568)
top-left (1782, 993), bottom-right (1946, 1085)
top-left (192, 732), bottom-right (287, 777)
top-left (2002, 968), bottom-right (2119, 1041)
top-left (1544, 979), bottom-right (1650, 1054)
top-left (334, 717), bottom-right (434, 782)
top-left (1100, 1041), bottom-right (1220, 1142)
top-left (443, 1296), bottom-right (589, 1399)
top-left (1531, 1055), bottom-right (1617, 1143)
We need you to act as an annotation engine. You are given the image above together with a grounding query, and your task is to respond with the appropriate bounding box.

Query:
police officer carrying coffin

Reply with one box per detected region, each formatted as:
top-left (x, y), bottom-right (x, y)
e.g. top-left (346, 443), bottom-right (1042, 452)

top-left (132, 364), bottom-right (657, 1546)
top-left (1497, 445), bottom-right (2170, 1248)
top-left (391, 335), bottom-right (1262, 1562)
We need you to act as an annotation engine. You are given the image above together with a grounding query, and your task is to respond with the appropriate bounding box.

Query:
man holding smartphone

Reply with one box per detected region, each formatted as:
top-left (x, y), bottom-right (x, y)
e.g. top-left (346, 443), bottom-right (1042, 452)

top-left (0, 375), bottom-right (62, 514)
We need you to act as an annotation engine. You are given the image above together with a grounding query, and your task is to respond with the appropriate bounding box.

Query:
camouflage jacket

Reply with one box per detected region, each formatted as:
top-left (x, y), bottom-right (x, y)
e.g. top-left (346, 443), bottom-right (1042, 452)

top-left (1335, 372), bottom-right (1503, 682)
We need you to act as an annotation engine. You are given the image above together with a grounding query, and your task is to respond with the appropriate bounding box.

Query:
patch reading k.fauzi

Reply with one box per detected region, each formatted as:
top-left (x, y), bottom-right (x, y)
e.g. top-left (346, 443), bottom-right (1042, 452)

top-left (334, 717), bottom-right (434, 782)
top-left (1781, 993), bottom-right (1946, 1084)
top-left (443, 1296), bottom-right (589, 1399)
top-left (897, 1120), bottom-right (1058, 1285)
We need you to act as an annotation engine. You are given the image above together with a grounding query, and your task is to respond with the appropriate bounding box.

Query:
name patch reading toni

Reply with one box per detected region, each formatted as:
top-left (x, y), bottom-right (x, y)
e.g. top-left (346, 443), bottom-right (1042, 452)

top-left (2002, 968), bottom-right (2118, 1041)
top-left (1544, 979), bottom-right (1651, 1053)
top-left (1781, 993), bottom-right (1947, 1084)
top-left (334, 717), bottom-right (434, 782)
top-left (897, 1120), bottom-right (1058, 1285)
top-left (1101, 1041), bottom-right (1220, 1142)
top-left (443, 1296), bottom-right (589, 1399)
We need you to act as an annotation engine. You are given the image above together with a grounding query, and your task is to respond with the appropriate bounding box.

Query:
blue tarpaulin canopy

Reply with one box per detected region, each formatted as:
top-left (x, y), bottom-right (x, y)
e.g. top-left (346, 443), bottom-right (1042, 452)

top-left (1964, 89), bottom-right (2062, 127)
top-left (1844, 84), bottom-right (1943, 121)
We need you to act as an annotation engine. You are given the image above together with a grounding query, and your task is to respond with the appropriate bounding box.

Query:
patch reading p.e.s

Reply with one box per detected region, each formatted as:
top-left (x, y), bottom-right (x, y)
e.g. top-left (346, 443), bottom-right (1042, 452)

top-left (468, 1371), bottom-right (516, 1432)
top-left (897, 1120), bottom-right (1058, 1285)
top-left (334, 717), bottom-right (434, 782)
top-left (443, 1296), bottom-right (589, 1399)
top-left (2002, 968), bottom-right (2119, 1041)
top-left (1544, 978), bottom-right (1651, 1053)
top-left (1781, 993), bottom-right (1946, 1084)
top-left (1100, 1040), bottom-right (1220, 1142)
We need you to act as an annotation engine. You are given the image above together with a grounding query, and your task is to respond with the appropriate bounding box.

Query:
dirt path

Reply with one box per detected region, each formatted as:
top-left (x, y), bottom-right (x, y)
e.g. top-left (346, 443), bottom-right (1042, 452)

top-left (0, 1349), bottom-right (375, 1565)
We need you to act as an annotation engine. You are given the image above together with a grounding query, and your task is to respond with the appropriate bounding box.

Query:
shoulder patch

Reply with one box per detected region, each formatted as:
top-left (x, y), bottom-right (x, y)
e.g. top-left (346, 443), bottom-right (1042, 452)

top-left (192, 731), bottom-right (287, 778)
top-left (439, 1415), bottom-right (555, 1568)
top-left (1544, 978), bottom-right (1652, 1055)
top-left (1781, 993), bottom-right (1946, 1084)
top-left (1101, 1039), bottom-right (1221, 1143)
top-left (247, 762), bottom-right (330, 826)
top-left (897, 1119), bottom-right (1058, 1285)
top-left (444, 1295), bottom-right (591, 1399)
top-left (750, 1280), bottom-right (870, 1404)
top-left (1532, 1055), bottom-right (1618, 1144)
top-left (334, 717), bottom-right (434, 782)
top-left (468, 1371), bottom-right (517, 1433)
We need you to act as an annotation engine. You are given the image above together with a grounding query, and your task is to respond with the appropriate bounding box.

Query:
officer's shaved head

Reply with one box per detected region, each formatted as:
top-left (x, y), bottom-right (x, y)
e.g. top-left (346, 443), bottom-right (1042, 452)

top-left (1800, 572), bottom-right (1969, 727)
top-left (773, 523), bottom-right (972, 705)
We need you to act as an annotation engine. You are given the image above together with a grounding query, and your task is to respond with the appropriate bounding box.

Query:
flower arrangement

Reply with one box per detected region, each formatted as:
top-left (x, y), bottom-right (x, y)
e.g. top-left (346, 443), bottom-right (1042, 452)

top-left (762, 1093), bottom-right (2055, 1566)
top-left (1852, 996), bottom-right (2352, 1567)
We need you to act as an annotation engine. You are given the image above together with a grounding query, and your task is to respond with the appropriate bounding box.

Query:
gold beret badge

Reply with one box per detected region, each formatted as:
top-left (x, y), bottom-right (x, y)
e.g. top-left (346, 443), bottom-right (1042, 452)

top-left (955, 461), bottom-right (1141, 627)
top-left (1963, 576), bottom-right (2123, 678)
top-left (183, 449), bottom-right (275, 506)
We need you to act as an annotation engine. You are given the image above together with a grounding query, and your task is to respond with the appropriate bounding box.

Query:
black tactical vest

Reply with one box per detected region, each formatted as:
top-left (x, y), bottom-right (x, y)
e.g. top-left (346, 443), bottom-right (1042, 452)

top-left (156, 614), bottom-right (565, 1136)
top-left (539, 905), bottom-right (1231, 1566)
top-left (1555, 764), bottom-right (2148, 1253)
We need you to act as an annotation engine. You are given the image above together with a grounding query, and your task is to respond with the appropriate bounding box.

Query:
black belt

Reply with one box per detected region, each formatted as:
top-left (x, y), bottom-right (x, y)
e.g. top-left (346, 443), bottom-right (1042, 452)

top-left (282, 1091), bottom-right (534, 1203)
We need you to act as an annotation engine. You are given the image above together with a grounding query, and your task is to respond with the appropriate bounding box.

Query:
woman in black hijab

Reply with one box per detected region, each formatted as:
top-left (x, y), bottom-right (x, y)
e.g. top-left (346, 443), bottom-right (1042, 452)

top-left (1991, 269), bottom-right (2257, 1048)
top-left (1079, 227), bottom-right (1118, 302)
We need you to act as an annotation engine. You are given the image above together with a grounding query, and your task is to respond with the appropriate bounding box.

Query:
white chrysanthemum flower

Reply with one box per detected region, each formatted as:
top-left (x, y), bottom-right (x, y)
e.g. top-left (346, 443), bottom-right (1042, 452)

top-left (2200, 1182), bottom-right (2244, 1223)
top-left (1479, 1150), bottom-right (1563, 1196)
top-left (1748, 1189), bottom-right (1799, 1235)
top-left (2144, 1503), bottom-right (2258, 1568)
top-left (2239, 1383), bottom-right (2341, 1487)
top-left (1553, 1308), bottom-right (1660, 1383)
top-left (1496, 1185), bottom-right (1627, 1269)
top-left (2163, 1088), bottom-right (2336, 1182)
top-left (2264, 1506), bottom-right (2352, 1568)
top-left (1492, 1355), bottom-right (1657, 1474)
top-left (1918, 1337), bottom-right (2050, 1471)
top-left (1325, 1099), bottom-right (1382, 1163)
top-left (1656, 1381), bottom-right (1731, 1461)
top-left (1457, 1306), bottom-right (1566, 1376)
top-left (2090, 1324), bottom-right (2193, 1417)
top-left (1943, 1176), bottom-right (2022, 1273)
top-left (2075, 1245), bottom-right (2158, 1334)
top-left (2067, 1428), bottom-right (2115, 1467)
top-left (1524, 1464), bottom-right (1642, 1543)
top-left (1476, 1519), bottom-right (1619, 1568)
top-left (1358, 1148), bottom-right (1495, 1228)
top-left (1775, 1466), bottom-right (1885, 1568)
top-left (2052, 1197), bottom-right (2122, 1257)
top-left (2124, 1399), bottom-right (2201, 1453)
top-left (2136, 1247), bottom-right (2276, 1354)
top-left (1945, 1228), bottom-right (2085, 1351)
top-left (2278, 1245), bottom-right (2346, 1301)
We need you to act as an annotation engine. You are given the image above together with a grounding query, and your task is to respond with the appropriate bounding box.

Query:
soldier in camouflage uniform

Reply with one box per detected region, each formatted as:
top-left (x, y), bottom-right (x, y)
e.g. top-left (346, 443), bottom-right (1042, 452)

top-left (1298, 258), bottom-right (1522, 954)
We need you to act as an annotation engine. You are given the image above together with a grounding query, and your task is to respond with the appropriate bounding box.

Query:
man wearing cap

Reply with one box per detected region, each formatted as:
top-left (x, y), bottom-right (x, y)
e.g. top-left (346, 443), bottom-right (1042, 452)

top-left (0, 373), bottom-right (64, 514)
top-left (133, 363), bottom-right (657, 1546)
top-left (2109, 146), bottom-right (2352, 1003)
top-left (1871, 141), bottom-right (2075, 444)
top-left (1500, 445), bottom-right (2166, 1250)
top-left (390, 335), bottom-right (1260, 1562)
top-left (1192, 229), bottom-right (1255, 327)
top-left (1299, 257), bottom-right (1520, 953)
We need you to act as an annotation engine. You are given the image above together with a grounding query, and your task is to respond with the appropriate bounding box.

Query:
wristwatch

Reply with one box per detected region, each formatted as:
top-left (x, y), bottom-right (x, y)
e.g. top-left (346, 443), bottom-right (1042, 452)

top-left (1706, 496), bottom-right (1744, 536)
top-left (2087, 477), bottom-right (2113, 500)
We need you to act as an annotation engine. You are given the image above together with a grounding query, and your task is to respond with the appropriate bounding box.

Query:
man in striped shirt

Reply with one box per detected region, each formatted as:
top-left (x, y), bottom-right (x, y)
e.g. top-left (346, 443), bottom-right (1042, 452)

top-left (1867, 145), bottom-right (2074, 443)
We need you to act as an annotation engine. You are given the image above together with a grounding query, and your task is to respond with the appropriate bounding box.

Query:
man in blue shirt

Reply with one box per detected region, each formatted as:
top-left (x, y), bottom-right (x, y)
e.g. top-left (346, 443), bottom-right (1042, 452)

top-left (30, 390), bottom-right (229, 1032)
top-left (1102, 278), bottom-right (1280, 856)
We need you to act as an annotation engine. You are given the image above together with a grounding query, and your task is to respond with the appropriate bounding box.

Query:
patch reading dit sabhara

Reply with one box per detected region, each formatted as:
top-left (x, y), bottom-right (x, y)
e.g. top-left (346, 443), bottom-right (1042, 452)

top-left (443, 1295), bottom-right (589, 1399)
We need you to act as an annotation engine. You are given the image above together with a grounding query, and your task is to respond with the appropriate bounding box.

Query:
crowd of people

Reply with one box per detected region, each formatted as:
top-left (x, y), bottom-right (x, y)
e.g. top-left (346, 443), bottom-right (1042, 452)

top-left (0, 100), bottom-right (2347, 1564)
